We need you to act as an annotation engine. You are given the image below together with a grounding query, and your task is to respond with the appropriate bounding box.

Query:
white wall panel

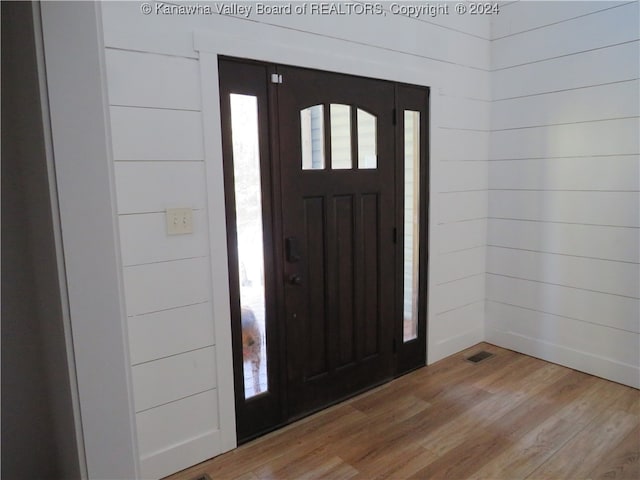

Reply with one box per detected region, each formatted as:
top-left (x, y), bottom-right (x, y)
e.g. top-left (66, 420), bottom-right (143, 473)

top-left (114, 162), bottom-right (207, 214)
top-left (438, 161), bottom-right (488, 192)
top-left (435, 219), bottom-right (487, 254)
top-left (110, 107), bottom-right (204, 161)
top-left (119, 210), bottom-right (209, 266)
top-left (439, 96), bottom-right (490, 131)
top-left (131, 347), bottom-right (217, 412)
top-left (435, 129), bottom-right (489, 161)
top-left (136, 389), bottom-right (219, 458)
top-left (492, 2), bottom-right (639, 70)
top-left (437, 62), bottom-right (490, 100)
top-left (437, 191), bottom-right (488, 224)
top-left (136, 389), bottom-right (219, 478)
top-left (486, 301), bottom-right (639, 388)
top-left (488, 218), bottom-right (640, 263)
top-left (491, 2), bottom-right (625, 40)
top-left (489, 191), bottom-right (640, 227)
top-left (105, 2), bottom-right (491, 70)
top-left (492, 42), bottom-right (639, 100)
top-left (106, 49), bottom-right (201, 110)
top-left (432, 301), bottom-right (485, 340)
top-left (431, 274), bottom-right (485, 315)
top-left (123, 258), bottom-right (210, 316)
top-left (487, 247), bottom-right (640, 299)
top-left (433, 247), bottom-right (485, 285)
top-left (101, 2), bottom-right (208, 58)
top-left (429, 301), bottom-right (485, 363)
top-left (488, 2), bottom-right (640, 390)
top-left (242, 8), bottom-right (491, 70)
top-left (490, 118), bottom-right (639, 160)
top-left (128, 303), bottom-right (215, 365)
top-left (103, 2), bottom-right (489, 100)
top-left (487, 274), bottom-right (639, 333)
top-left (492, 80), bottom-right (639, 130)
top-left (427, 8), bottom-right (491, 39)
top-left (488, 156), bottom-right (640, 191)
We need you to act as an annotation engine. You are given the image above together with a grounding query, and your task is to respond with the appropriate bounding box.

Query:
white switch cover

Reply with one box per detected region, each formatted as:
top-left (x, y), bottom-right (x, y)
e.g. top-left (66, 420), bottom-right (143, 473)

top-left (166, 208), bottom-right (193, 235)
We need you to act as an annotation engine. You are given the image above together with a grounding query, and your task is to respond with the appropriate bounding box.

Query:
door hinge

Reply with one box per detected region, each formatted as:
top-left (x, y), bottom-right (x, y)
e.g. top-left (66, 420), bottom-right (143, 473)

top-left (271, 73), bottom-right (283, 84)
top-left (393, 338), bottom-right (397, 353)
top-left (392, 108), bottom-right (397, 126)
top-left (392, 227), bottom-right (397, 244)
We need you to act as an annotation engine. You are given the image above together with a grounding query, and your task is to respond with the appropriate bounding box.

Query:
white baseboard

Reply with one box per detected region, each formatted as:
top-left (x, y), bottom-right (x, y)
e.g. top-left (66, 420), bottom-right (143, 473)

top-left (486, 328), bottom-right (639, 389)
top-left (140, 430), bottom-right (221, 479)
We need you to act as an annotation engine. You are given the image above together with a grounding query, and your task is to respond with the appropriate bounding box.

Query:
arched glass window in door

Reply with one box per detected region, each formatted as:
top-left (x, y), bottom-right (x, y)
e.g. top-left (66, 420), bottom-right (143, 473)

top-left (300, 104), bottom-right (378, 170)
top-left (357, 109), bottom-right (377, 169)
top-left (301, 105), bottom-right (325, 170)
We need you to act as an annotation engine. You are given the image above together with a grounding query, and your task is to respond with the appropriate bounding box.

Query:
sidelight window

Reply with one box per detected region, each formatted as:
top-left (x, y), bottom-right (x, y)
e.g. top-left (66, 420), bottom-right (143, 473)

top-left (230, 93), bottom-right (269, 398)
top-left (403, 110), bottom-right (420, 342)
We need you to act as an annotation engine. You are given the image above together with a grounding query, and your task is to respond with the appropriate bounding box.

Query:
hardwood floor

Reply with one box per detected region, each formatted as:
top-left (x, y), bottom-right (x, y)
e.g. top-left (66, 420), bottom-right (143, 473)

top-left (166, 343), bottom-right (639, 480)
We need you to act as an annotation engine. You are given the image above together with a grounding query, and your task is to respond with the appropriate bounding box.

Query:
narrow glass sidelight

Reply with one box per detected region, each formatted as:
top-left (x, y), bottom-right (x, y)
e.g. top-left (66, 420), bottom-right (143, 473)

top-left (230, 93), bottom-right (268, 397)
top-left (357, 109), bottom-right (377, 169)
top-left (330, 104), bottom-right (352, 169)
top-left (403, 110), bottom-right (421, 342)
top-left (301, 105), bottom-right (325, 170)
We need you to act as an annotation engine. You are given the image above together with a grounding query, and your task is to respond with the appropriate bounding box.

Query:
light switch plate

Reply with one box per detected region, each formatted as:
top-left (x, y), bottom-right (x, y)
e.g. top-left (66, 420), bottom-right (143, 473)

top-left (166, 208), bottom-right (193, 235)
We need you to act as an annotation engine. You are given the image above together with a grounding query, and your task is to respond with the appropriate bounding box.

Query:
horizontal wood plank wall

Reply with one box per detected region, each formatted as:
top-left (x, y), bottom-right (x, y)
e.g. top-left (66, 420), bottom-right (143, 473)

top-left (487, 1), bottom-right (640, 388)
top-left (101, 3), bottom-right (491, 477)
top-left (105, 44), bottom-right (222, 478)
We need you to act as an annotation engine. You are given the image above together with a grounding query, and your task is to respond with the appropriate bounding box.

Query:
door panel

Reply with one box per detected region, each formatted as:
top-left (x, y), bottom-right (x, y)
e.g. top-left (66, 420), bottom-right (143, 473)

top-left (303, 195), bottom-right (328, 378)
top-left (362, 193), bottom-right (380, 358)
top-left (335, 194), bottom-right (355, 367)
top-left (277, 66), bottom-right (396, 417)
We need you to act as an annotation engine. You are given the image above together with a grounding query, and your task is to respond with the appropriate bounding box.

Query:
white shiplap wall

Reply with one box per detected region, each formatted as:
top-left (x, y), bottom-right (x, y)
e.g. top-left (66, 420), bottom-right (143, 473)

top-left (487, 1), bottom-right (640, 388)
top-left (100, 2), bottom-right (490, 477)
top-left (105, 45), bottom-right (222, 478)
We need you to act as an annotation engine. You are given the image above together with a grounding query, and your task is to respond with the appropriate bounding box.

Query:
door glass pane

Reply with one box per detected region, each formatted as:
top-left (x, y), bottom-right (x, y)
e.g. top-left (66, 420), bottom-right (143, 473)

top-left (357, 109), bottom-right (377, 169)
top-left (403, 110), bottom-right (420, 342)
top-left (330, 104), bottom-right (352, 169)
top-left (230, 93), bottom-right (268, 397)
top-left (301, 105), bottom-right (325, 170)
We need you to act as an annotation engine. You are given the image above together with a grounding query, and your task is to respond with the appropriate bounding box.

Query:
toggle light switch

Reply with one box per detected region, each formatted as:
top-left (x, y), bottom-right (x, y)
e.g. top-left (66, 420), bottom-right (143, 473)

top-left (166, 208), bottom-right (193, 235)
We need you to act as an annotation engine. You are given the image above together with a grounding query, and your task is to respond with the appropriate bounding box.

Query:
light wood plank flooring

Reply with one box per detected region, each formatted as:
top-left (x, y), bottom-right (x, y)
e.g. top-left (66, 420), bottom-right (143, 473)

top-left (166, 343), bottom-right (639, 480)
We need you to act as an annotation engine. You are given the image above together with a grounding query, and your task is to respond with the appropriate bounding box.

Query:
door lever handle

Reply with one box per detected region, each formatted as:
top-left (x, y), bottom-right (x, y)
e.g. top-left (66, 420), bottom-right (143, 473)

top-left (288, 274), bottom-right (302, 285)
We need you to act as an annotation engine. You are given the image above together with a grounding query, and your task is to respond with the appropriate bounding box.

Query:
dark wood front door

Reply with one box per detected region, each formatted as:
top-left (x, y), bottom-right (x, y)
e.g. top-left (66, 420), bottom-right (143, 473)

top-left (219, 58), bottom-right (429, 443)
top-left (277, 66), bottom-right (396, 417)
